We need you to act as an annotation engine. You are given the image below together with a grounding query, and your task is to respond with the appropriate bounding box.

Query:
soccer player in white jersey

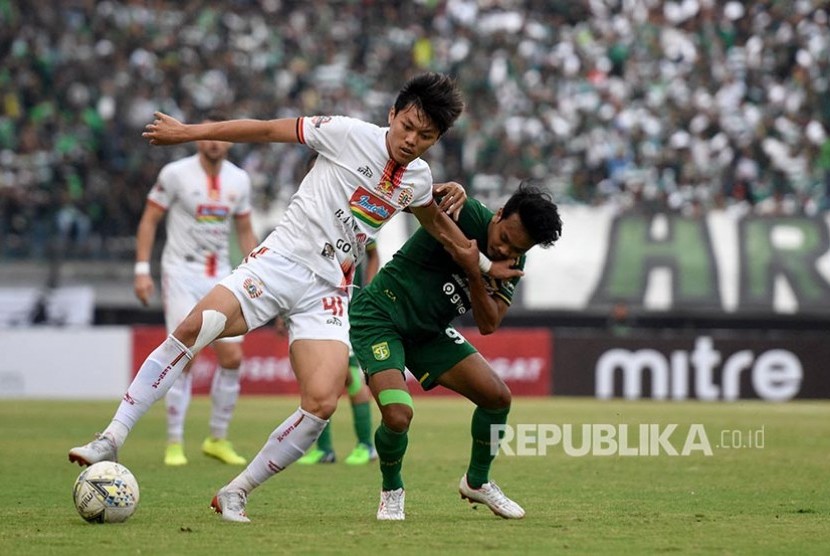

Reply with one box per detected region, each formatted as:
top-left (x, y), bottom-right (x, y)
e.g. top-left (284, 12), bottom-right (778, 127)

top-left (69, 72), bottom-right (519, 523)
top-left (133, 113), bottom-right (258, 467)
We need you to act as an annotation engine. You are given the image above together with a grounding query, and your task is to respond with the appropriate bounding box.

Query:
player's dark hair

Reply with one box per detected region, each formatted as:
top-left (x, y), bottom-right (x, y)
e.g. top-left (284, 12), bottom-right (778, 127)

top-left (394, 72), bottom-right (464, 136)
top-left (502, 182), bottom-right (562, 248)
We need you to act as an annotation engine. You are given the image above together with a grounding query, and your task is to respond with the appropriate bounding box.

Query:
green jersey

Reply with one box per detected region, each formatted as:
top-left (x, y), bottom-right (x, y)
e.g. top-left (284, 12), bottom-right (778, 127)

top-left (353, 239), bottom-right (377, 289)
top-left (356, 198), bottom-right (524, 339)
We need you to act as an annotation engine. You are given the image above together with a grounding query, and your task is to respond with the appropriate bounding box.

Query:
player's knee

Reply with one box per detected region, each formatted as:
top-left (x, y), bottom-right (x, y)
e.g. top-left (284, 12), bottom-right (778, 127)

top-left (301, 393), bottom-right (339, 420)
top-left (174, 310), bottom-right (227, 354)
top-left (218, 348), bottom-right (243, 370)
top-left (381, 404), bottom-right (413, 433)
top-left (172, 318), bottom-right (201, 348)
top-left (483, 383), bottom-right (512, 411)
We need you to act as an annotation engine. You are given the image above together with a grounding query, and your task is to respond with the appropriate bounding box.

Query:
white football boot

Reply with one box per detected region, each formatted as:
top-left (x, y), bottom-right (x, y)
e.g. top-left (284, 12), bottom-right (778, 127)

top-left (68, 433), bottom-right (118, 466)
top-left (376, 488), bottom-right (405, 521)
top-left (211, 486), bottom-right (251, 523)
top-left (458, 474), bottom-right (525, 519)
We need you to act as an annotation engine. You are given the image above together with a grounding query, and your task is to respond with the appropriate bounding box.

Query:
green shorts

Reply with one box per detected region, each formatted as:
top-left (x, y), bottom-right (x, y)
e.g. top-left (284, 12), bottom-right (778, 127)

top-left (350, 293), bottom-right (477, 390)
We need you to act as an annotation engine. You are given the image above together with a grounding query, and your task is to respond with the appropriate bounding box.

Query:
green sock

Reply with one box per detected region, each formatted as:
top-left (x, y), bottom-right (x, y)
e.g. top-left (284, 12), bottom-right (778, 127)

top-left (375, 423), bottom-right (408, 490)
top-left (467, 406), bottom-right (510, 489)
top-left (351, 401), bottom-right (373, 447)
top-left (316, 422), bottom-right (333, 452)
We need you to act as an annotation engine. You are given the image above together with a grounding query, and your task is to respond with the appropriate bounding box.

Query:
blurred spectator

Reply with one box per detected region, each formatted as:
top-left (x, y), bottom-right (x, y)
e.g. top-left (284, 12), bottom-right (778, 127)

top-left (1, 0), bottom-right (829, 261)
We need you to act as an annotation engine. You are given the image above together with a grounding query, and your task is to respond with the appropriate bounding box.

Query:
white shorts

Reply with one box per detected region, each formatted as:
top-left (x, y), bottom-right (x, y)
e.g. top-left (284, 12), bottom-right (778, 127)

top-left (218, 249), bottom-right (350, 347)
top-left (162, 267), bottom-right (243, 344)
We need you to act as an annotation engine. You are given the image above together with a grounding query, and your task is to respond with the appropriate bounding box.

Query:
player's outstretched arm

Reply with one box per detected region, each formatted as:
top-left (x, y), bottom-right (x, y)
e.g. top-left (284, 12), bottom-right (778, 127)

top-left (143, 112), bottom-right (300, 145)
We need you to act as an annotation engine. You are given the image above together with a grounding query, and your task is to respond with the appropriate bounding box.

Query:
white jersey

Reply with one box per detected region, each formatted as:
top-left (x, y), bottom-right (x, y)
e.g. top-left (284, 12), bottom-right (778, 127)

top-left (262, 115), bottom-right (434, 287)
top-left (147, 154), bottom-right (252, 277)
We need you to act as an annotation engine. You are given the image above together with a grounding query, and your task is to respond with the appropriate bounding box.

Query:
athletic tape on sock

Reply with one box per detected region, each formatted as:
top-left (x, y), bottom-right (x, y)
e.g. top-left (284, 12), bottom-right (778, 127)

top-left (191, 309), bottom-right (227, 353)
top-left (378, 389), bottom-right (413, 408)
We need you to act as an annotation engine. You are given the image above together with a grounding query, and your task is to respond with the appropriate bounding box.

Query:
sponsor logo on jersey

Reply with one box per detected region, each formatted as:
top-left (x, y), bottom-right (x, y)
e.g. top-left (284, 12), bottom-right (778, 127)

top-left (349, 186), bottom-right (396, 228)
top-left (326, 316), bottom-right (343, 326)
top-left (196, 204), bottom-right (230, 223)
top-left (358, 165), bottom-right (373, 178)
top-left (377, 179), bottom-right (395, 198)
top-left (243, 277), bottom-right (264, 299)
top-left (372, 341), bottom-right (391, 361)
top-left (321, 242), bottom-right (335, 260)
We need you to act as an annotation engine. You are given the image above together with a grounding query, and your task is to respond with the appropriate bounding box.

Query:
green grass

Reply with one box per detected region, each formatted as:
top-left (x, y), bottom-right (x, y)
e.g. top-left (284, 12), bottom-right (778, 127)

top-left (1, 397), bottom-right (829, 555)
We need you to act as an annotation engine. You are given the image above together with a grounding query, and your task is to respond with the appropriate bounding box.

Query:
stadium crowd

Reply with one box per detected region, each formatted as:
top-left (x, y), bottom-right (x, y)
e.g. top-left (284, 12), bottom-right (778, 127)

top-left (1, 0), bottom-right (829, 260)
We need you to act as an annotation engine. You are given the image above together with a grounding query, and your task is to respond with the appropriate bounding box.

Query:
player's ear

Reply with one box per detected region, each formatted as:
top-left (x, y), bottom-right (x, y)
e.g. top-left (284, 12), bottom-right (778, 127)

top-left (388, 107), bottom-right (396, 125)
top-left (495, 207), bottom-right (503, 222)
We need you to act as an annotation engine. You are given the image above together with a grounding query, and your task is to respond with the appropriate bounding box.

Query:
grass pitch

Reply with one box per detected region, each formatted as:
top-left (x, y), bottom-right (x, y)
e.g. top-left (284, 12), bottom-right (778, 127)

top-left (1, 396), bottom-right (828, 555)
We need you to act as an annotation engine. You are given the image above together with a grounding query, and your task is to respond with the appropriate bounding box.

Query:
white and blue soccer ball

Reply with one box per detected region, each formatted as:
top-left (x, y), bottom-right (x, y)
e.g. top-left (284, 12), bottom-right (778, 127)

top-left (73, 461), bottom-right (140, 523)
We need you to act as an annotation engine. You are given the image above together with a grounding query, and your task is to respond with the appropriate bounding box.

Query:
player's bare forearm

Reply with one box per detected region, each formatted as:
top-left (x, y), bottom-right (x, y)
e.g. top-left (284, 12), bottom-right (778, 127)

top-left (197, 118), bottom-right (298, 143)
top-left (411, 204), bottom-right (478, 274)
top-left (135, 204), bottom-right (163, 265)
top-left (235, 215), bottom-right (259, 255)
top-left (465, 268), bottom-right (508, 335)
top-left (134, 205), bottom-right (162, 305)
top-left (144, 112), bottom-right (299, 145)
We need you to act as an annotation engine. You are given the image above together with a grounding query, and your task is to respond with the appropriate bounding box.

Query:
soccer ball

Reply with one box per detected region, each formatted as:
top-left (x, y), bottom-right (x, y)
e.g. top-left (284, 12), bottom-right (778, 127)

top-left (72, 461), bottom-right (140, 523)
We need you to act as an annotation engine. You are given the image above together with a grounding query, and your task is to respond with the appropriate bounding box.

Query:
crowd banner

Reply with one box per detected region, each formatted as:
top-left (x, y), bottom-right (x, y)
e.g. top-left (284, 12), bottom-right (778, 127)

top-left (381, 208), bottom-right (830, 317)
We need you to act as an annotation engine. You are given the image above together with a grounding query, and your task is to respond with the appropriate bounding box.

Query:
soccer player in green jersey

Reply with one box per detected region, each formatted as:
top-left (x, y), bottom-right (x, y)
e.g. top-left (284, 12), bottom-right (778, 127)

top-left (350, 182), bottom-right (562, 520)
top-left (299, 181), bottom-right (469, 466)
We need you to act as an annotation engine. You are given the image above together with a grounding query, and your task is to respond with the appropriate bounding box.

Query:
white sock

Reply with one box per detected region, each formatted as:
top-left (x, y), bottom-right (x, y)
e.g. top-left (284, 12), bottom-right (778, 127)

top-left (209, 367), bottom-right (241, 439)
top-left (108, 335), bottom-right (192, 448)
top-left (226, 407), bottom-right (327, 493)
top-left (165, 372), bottom-right (193, 443)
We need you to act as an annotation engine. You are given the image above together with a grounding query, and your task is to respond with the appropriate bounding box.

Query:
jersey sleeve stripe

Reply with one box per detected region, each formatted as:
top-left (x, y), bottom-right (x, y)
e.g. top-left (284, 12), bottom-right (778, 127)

top-left (296, 117), bottom-right (305, 144)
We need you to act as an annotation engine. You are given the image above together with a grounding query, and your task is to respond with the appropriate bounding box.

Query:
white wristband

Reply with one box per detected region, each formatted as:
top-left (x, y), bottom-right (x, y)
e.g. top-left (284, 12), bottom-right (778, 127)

top-left (134, 261), bottom-right (151, 276)
top-left (478, 252), bottom-right (492, 274)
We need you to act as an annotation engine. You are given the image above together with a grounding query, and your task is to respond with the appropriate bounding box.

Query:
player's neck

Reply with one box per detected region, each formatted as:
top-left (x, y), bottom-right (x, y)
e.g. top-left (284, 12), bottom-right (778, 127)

top-left (199, 155), bottom-right (224, 176)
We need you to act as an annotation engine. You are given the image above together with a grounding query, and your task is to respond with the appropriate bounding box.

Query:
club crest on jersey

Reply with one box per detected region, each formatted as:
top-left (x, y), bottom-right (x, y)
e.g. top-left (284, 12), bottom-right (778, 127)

top-left (196, 204), bottom-right (230, 223)
top-left (242, 277), bottom-right (264, 299)
top-left (396, 186), bottom-right (414, 208)
top-left (350, 187), bottom-right (396, 228)
top-left (372, 342), bottom-right (390, 361)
